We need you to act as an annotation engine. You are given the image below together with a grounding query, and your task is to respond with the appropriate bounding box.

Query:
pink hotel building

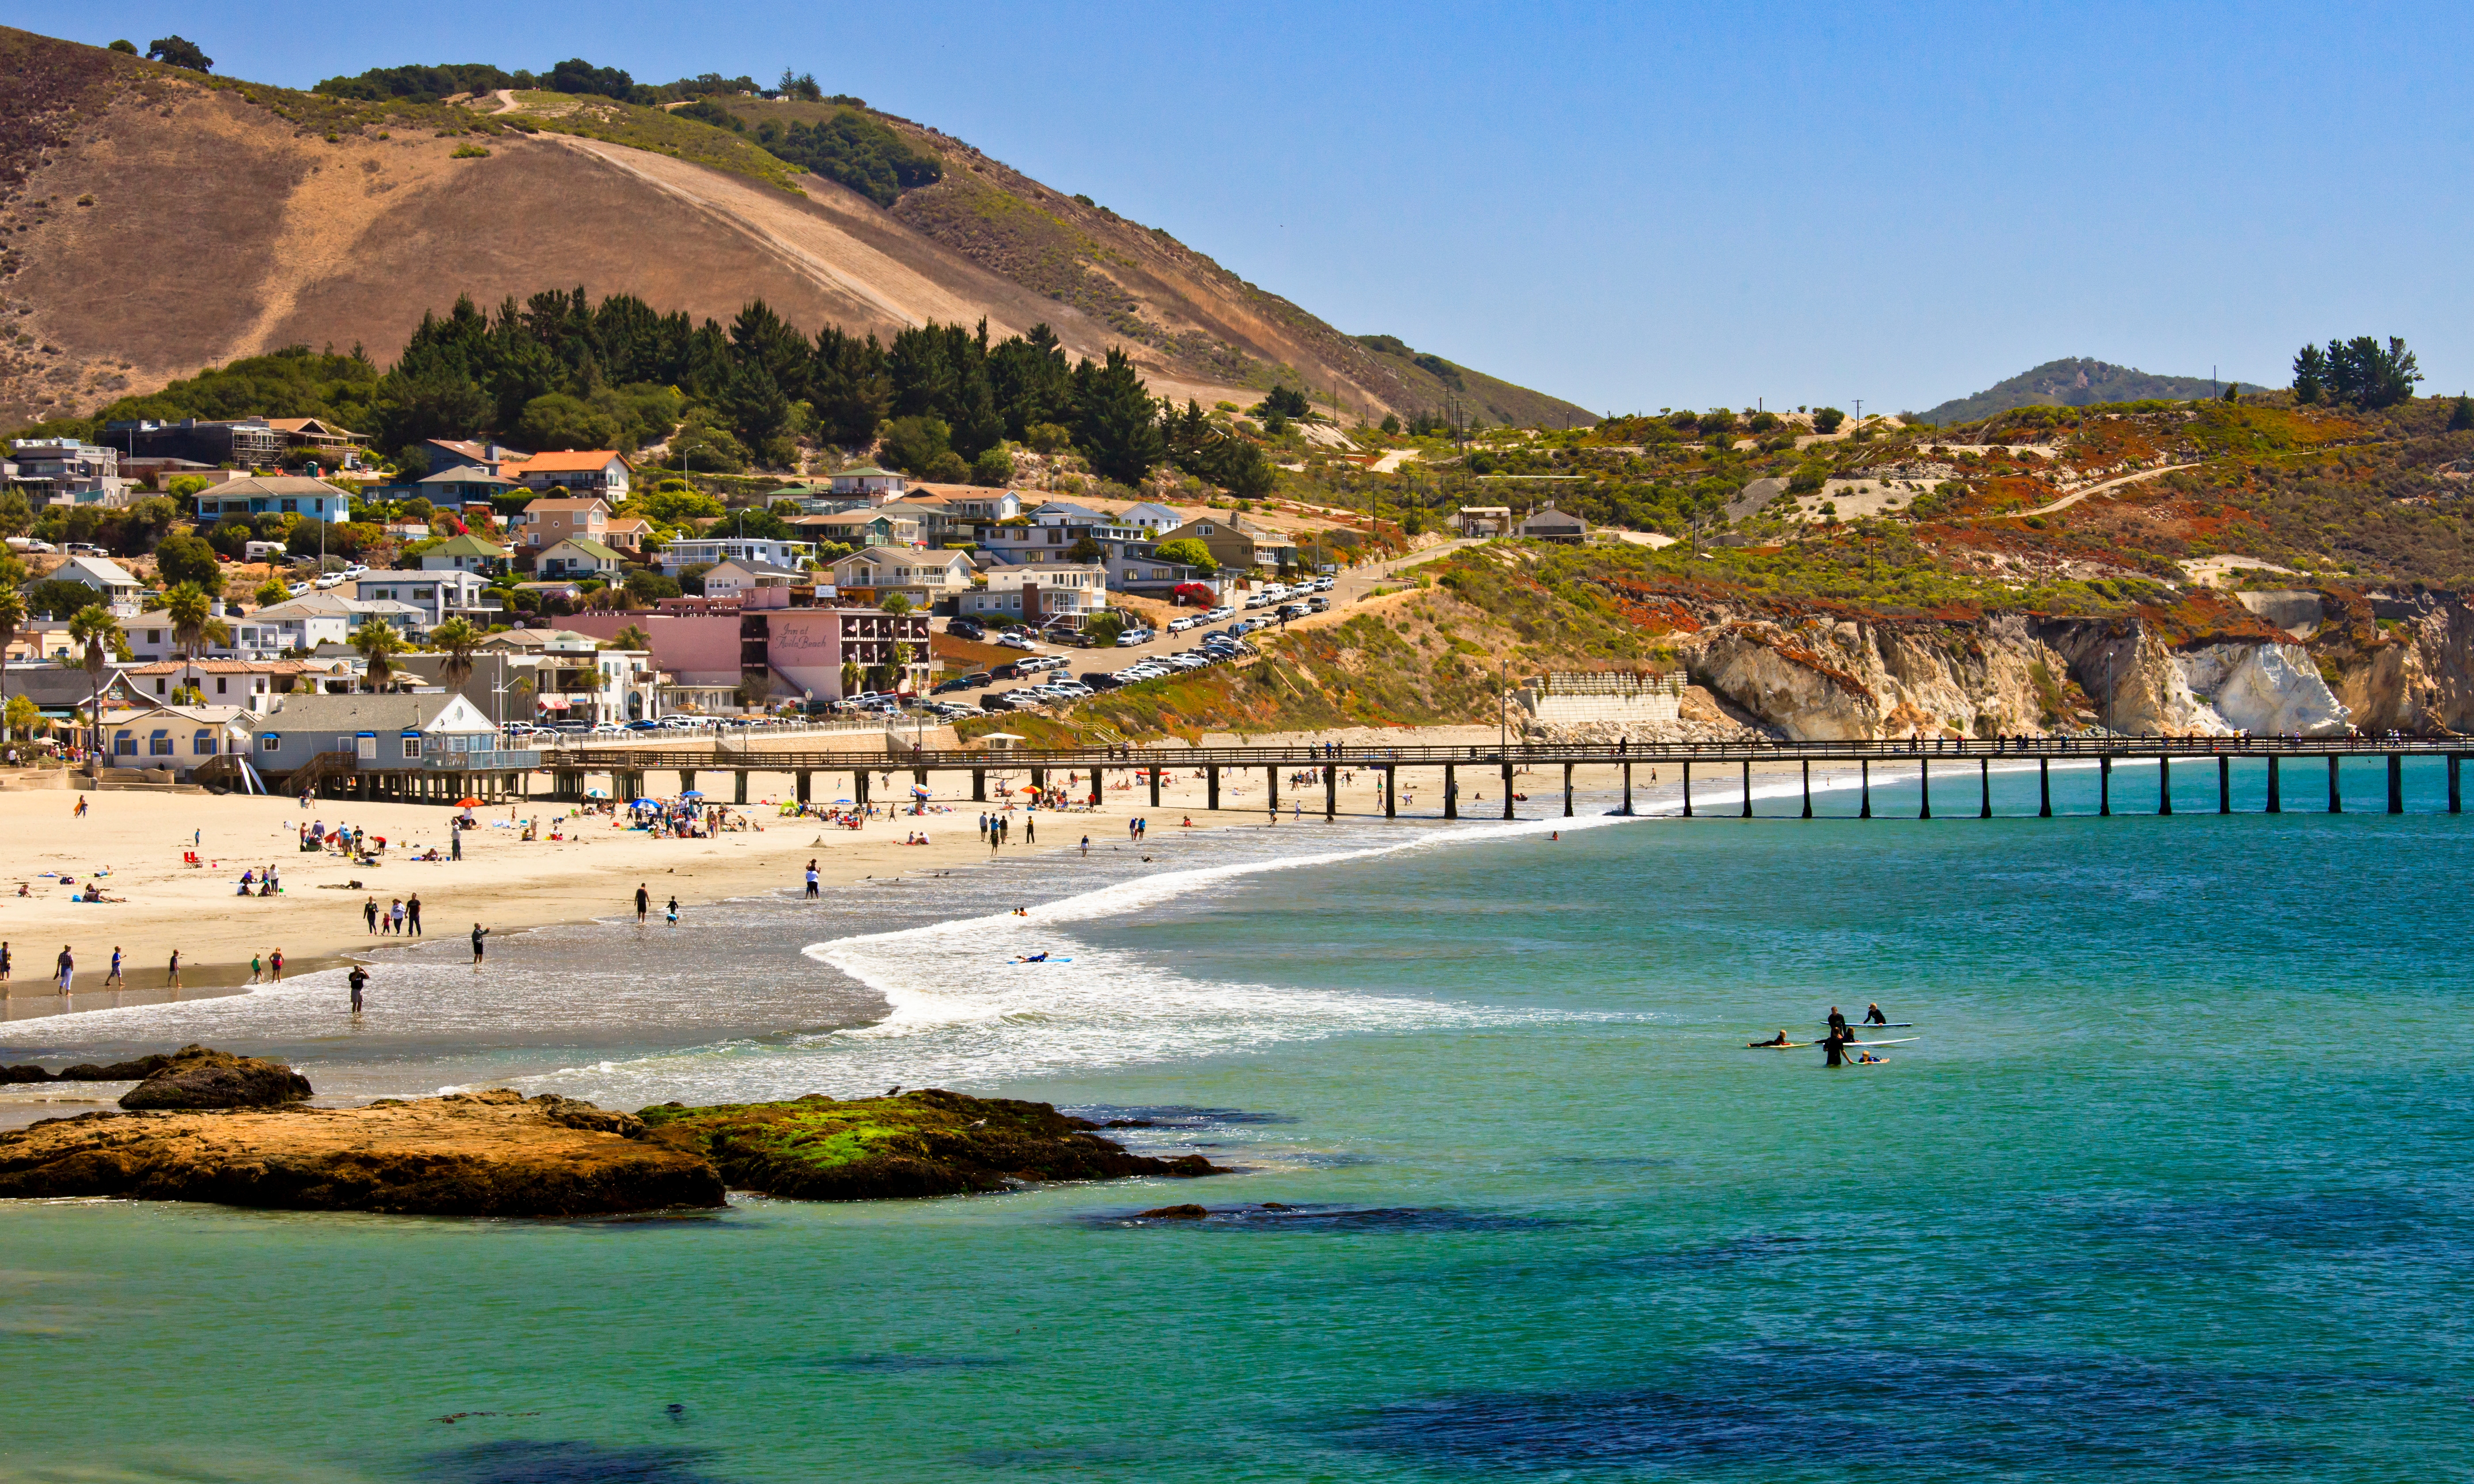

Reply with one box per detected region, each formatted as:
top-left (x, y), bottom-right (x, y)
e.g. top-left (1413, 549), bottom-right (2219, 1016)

top-left (560, 607), bottom-right (932, 705)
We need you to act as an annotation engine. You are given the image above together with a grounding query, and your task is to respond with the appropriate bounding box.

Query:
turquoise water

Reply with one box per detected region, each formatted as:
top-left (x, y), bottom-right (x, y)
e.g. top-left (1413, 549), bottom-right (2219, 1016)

top-left (3, 762), bottom-right (2469, 1482)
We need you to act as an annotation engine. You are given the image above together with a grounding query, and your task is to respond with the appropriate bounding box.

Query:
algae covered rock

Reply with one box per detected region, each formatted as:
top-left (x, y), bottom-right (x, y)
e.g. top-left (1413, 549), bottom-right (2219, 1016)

top-left (118, 1045), bottom-right (312, 1110)
top-left (637, 1088), bottom-right (1226, 1201)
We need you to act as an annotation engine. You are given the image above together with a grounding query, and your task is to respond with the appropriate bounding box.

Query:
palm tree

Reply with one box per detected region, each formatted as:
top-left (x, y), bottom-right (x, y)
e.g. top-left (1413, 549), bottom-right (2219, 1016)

top-left (610, 623), bottom-right (651, 652)
top-left (164, 582), bottom-right (230, 667)
top-left (0, 585), bottom-right (23, 742)
top-left (67, 606), bottom-right (119, 773)
top-left (428, 616), bottom-right (483, 690)
top-left (351, 618), bottom-right (404, 692)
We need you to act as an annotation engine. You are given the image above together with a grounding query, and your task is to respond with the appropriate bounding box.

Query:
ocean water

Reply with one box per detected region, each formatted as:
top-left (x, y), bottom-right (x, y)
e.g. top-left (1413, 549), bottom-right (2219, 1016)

top-left (2, 758), bottom-right (2469, 1483)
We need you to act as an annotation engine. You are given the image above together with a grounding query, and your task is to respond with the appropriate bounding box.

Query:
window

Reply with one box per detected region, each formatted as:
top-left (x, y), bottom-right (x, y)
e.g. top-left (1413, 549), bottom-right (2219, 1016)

top-left (401, 735), bottom-right (422, 759)
top-left (155, 678), bottom-right (167, 695)
top-left (356, 736), bottom-right (377, 759)
top-left (280, 499), bottom-right (298, 514)
top-left (150, 729), bottom-right (174, 757)
top-left (261, 733), bottom-right (282, 753)
top-left (194, 729), bottom-right (218, 755)
top-left (216, 678), bottom-right (228, 695)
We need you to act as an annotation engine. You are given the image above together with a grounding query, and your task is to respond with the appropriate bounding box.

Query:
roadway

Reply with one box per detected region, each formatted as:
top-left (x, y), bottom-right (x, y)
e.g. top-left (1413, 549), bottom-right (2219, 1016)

top-left (926, 538), bottom-right (1474, 715)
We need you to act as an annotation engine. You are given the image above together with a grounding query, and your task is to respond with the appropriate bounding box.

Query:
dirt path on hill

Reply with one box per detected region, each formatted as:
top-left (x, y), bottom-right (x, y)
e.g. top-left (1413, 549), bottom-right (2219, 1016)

top-left (2020, 463), bottom-right (2198, 516)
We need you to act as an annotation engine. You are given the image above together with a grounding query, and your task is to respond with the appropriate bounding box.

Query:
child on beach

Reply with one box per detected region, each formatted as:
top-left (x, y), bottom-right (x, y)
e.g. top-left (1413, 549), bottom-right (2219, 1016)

top-left (106, 947), bottom-right (122, 988)
top-left (250, 952), bottom-right (263, 985)
top-left (666, 897), bottom-right (679, 926)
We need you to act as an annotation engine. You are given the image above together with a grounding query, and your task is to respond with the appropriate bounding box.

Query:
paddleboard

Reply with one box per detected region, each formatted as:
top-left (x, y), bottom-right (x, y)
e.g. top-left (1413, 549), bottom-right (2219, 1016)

top-left (1001, 957), bottom-right (1074, 964)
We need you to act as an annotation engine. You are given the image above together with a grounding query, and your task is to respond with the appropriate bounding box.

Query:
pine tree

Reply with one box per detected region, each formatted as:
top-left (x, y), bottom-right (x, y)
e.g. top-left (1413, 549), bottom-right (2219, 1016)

top-left (2451, 393), bottom-right (2474, 432)
top-left (1076, 348), bottom-right (1165, 485)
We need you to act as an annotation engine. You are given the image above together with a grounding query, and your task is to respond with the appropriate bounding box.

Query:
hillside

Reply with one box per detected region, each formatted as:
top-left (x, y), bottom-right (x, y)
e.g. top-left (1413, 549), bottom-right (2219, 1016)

top-left (0, 27), bottom-right (1590, 433)
top-left (1917, 358), bottom-right (2266, 427)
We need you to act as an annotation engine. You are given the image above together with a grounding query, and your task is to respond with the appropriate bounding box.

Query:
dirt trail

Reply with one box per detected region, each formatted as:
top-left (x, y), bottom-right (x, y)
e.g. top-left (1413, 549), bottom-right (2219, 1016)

top-left (2020, 463), bottom-right (2197, 517)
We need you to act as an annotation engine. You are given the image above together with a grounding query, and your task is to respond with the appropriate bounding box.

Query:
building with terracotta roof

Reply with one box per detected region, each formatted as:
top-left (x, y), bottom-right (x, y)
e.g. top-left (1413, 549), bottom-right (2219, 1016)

top-left (504, 450), bottom-right (631, 499)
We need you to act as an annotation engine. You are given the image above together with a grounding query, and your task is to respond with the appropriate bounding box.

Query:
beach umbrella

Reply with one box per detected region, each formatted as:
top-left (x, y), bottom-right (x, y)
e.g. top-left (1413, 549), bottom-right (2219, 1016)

top-left (679, 790), bottom-right (705, 799)
top-left (457, 796), bottom-right (483, 807)
top-left (911, 785), bottom-right (932, 798)
top-left (586, 788), bottom-right (608, 799)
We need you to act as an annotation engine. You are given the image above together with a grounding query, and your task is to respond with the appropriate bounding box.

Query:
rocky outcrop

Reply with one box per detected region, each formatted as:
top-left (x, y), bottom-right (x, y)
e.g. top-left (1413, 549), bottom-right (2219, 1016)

top-left (1680, 612), bottom-right (2070, 740)
top-left (638, 1088), bottom-right (1227, 1201)
top-left (117, 1045), bottom-right (313, 1110)
top-left (0, 1089), bottom-right (725, 1216)
top-left (2177, 644), bottom-right (2349, 736)
top-left (1, 1052), bottom-right (188, 1084)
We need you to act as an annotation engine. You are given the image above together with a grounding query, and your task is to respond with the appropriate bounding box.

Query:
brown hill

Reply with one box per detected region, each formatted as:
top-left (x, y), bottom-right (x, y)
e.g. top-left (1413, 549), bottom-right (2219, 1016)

top-left (0, 29), bottom-right (1588, 433)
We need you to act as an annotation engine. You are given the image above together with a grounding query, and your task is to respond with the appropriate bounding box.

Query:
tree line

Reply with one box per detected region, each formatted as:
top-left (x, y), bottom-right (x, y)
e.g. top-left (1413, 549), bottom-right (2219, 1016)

top-left (2292, 336), bottom-right (2422, 409)
top-left (11, 288), bottom-right (1277, 497)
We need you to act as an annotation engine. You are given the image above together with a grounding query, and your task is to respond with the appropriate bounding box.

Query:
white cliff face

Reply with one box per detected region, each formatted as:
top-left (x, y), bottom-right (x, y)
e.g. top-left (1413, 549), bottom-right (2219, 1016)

top-left (2176, 643), bottom-right (2350, 736)
top-left (1683, 615), bottom-right (2061, 740)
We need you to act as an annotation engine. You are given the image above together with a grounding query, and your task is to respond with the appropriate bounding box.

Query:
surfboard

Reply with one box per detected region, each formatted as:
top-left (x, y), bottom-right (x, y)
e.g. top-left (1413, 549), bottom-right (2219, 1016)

top-left (1747, 1041), bottom-right (1811, 1050)
top-left (1825, 1022), bottom-right (1913, 1028)
top-left (1843, 1037), bottom-right (1917, 1047)
top-left (1002, 957), bottom-right (1074, 964)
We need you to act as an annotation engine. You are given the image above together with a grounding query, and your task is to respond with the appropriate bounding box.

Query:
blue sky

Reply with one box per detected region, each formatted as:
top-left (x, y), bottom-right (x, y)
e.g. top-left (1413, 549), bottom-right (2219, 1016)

top-left (22, 2), bottom-right (2474, 416)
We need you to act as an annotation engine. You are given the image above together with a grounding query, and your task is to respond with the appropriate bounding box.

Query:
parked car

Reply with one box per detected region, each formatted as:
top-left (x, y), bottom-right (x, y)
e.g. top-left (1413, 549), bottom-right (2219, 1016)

top-left (1116, 628), bottom-right (1152, 647)
top-left (947, 618), bottom-right (987, 641)
top-left (1308, 596), bottom-right (1331, 612)
top-left (934, 672), bottom-right (990, 694)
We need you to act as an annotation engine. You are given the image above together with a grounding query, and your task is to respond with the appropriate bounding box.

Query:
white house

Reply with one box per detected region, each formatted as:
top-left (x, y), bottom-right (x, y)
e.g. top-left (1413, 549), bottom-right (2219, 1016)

top-left (959, 563), bottom-right (1108, 625)
top-left (700, 559), bottom-right (803, 604)
top-left (830, 547), bottom-right (975, 606)
top-left (827, 464), bottom-right (907, 502)
top-left (1117, 501), bottom-right (1186, 532)
top-left (658, 535), bottom-right (817, 575)
top-left (537, 538), bottom-right (627, 580)
top-left (97, 703), bottom-right (253, 778)
top-left (503, 451), bottom-right (632, 500)
top-left (352, 569), bottom-right (503, 627)
top-left (30, 555), bottom-right (143, 617)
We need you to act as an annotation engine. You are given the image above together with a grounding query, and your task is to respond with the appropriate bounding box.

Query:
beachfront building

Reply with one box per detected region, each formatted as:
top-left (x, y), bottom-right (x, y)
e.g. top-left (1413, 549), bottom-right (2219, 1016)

top-left (243, 692), bottom-right (510, 776)
top-left (8, 664), bottom-right (145, 724)
top-left (97, 703), bottom-right (253, 778)
top-left (561, 605), bottom-right (931, 705)
top-left (657, 534), bottom-right (817, 575)
top-left (830, 548), bottom-right (975, 608)
top-left (28, 555), bottom-right (144, 617)
top-left (351, 569), bottom-right (503, 628)
top-left (412, 629), bottom-right (660, 726)
top-left (958, 563), bottom-right (1108, 626)
top-left (125, 658), bottom-right (355, 705)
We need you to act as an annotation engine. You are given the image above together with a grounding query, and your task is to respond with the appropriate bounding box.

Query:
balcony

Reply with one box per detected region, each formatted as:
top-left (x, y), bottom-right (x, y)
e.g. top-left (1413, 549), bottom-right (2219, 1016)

top-left (357, 748), bottom-right (540, 772)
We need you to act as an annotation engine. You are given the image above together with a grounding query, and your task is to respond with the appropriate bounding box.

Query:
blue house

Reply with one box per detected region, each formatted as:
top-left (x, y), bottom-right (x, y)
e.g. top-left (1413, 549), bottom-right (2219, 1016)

top-left (192, 475), bottom-right (355, 524)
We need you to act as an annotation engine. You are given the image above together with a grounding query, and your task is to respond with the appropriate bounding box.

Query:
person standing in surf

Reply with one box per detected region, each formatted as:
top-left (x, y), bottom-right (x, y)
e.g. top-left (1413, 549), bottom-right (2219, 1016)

top-left (636, 884), bottom-right (650, 924)
top-left (470, 923), bottom-right (490, 966)
top-left (1826, 1006), bottom-right (1850, 1042)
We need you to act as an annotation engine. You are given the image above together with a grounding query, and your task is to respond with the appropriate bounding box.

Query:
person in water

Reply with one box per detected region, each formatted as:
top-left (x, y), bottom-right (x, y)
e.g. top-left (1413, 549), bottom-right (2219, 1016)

top-left (1826, 1006), bottom-right (1851, 1040)
top-left (1857, 1050), bottom-right (1884, 1065)
top-left (1753, 1030), bottom-right (1792, 1047)
top-left (1864, 1003), bottom-right (1888, 1025)
top-left (1823, 1028), bottom-right (1849, 1068)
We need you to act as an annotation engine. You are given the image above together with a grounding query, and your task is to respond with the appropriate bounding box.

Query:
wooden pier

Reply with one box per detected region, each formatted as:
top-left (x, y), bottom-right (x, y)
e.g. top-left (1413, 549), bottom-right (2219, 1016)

top-left (430, 735), bottom-right (2474, 821)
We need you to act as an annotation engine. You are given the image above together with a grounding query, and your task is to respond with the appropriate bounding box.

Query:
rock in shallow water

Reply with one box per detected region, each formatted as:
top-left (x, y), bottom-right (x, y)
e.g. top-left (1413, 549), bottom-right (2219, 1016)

top-left (117, 1044), bottom-right (313, 1110)
top-left (0, 1088), bottom-right (725, 1216)
top-left (637, 1087), bottom-right (1229, 1201)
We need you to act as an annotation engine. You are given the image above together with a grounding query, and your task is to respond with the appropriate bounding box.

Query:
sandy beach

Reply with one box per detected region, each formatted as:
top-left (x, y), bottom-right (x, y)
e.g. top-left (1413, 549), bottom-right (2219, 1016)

top-left (0, 737), bottom-right (1832, 1023)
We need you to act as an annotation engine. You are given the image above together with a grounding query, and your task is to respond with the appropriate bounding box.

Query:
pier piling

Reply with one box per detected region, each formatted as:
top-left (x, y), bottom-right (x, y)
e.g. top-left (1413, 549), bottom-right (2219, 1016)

top-left (1683, 760), bottom-right (1693, 818)
top-left (1565, 762), bottom-right (1575, 818)
top-left (2159, 756), bottom-right (2171, 816)
top-left (2268, 756), bottom-right (2282, 813)
top-left (1444, 764), bottom-right (1457, 819)
top-left (1742, 759), bottom-right (1753, 819)
top-left (2099, 756), bottom-right (2111, 816)
top-left (2218, 756), bottom-right (2229, 815)
top-left (2389, 754), bottom-right (2404, 814)
top-left (1802, 759), bottom-right (1812, 819)
top-left (1385, 764), bottom-right (1397, 818)
top-left (2328, 755), bottom-right (2342, 814)
top-left (1502, 761), bottom-right (1515, 821)
top-left (1860, 759), bottom-right (1871, 819)
top-left (1919, 759), bottom-right (1931, 820)
top-left (1207, 765), bottom-right (1220, 811)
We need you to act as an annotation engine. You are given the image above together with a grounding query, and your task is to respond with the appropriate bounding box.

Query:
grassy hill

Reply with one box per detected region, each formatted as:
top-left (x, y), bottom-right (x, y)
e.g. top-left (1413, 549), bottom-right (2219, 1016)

top-left (0, 26), bottom-right (1588, 432)
top-left (1917, 358), bottom-right (2268, 427)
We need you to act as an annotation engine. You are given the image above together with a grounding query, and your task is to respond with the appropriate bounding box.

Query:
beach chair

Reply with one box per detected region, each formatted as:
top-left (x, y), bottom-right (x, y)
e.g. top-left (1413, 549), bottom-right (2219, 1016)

top-left (182, 851), bottom-right (202, 868)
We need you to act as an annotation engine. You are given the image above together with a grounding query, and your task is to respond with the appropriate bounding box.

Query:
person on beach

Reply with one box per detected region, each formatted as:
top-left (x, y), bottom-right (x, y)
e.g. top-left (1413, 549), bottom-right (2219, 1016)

top-left (1080, 835), bottom-right (1090, 857)
top-left (73, 796), bottom-right (87, 818)
top-left (1864, 1003), bottom-right (1888, 1025)
top-left (269, 949), bottom-right (284, 982)
top-left (666, 897), bottom-right (679, 926)
top-left (363, 896), bottom-right (379, 934)
top-left (405, 893), bottom-right (422, 936)
top-left (805, 861), bottom-right (820, 899)
top-left (56, 945), bottom-right (73, 995)
top-left (470, 924), bottom-right (490, 964)
top-left (250, 951), bottom-right (263, 984)
top-left (348, 964), bottom-right (367, 1013)
top-left (636, 884), bottom-right (650, 923)
top-left (451, 827), bottom-right (463, 863)
top-left (0, 942), bottom-right (10, 986)
top-left (1023, 816), bottom-right (1035, 844)
top-left (166, 949), bottom-right (181, 990)
top-left (106, 947), bottom-right (123, 988)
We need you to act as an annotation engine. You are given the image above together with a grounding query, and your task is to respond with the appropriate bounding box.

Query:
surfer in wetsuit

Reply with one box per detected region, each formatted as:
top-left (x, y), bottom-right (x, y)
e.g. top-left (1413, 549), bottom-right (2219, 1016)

top-left (1864, 1003), bottom-right (1887, 1026)
top-left (1823, 1028), bottom-right (1848, 1068)
top-left (1751, 1030), bottom-right (1791, 1047)
top-left (1826, 1006), bottom-right (1850, 1041)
